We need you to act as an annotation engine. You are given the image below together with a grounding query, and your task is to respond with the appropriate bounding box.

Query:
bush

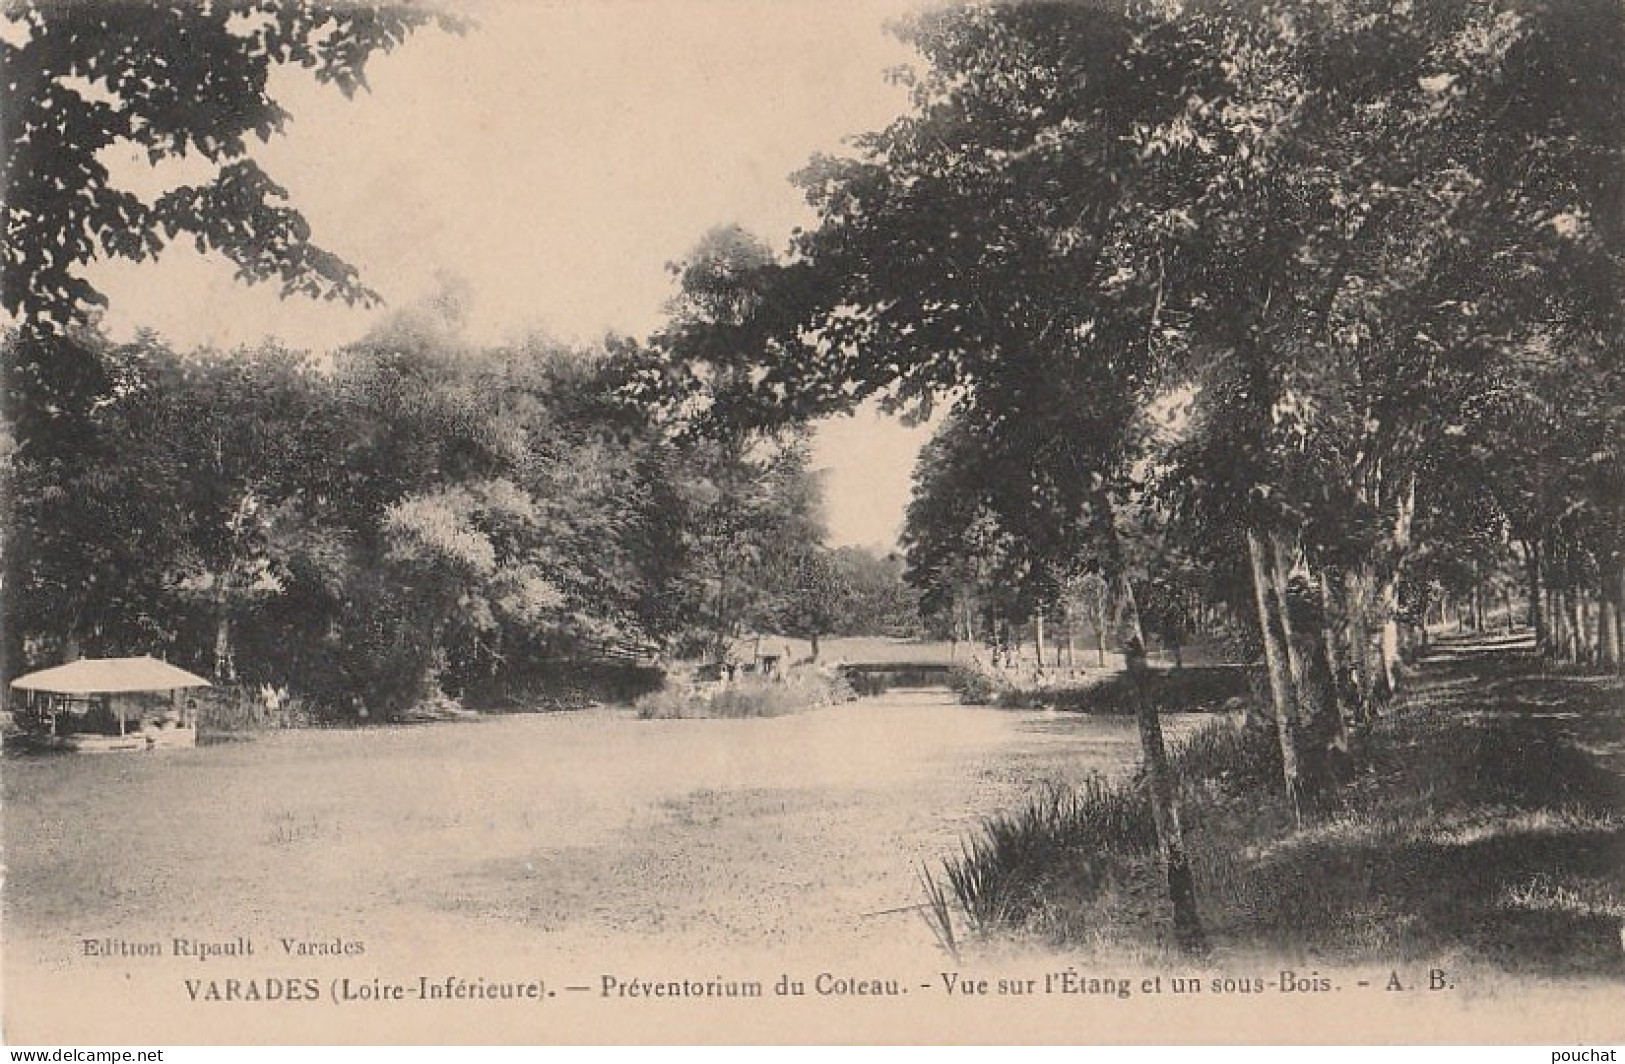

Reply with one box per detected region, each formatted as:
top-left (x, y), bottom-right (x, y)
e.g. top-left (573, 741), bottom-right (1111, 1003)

top-left (1039, 665), bottom-right (1259, 715)
top-left (635, 669), bottom-right (852, 720)
top-left (462, 662), bottom-right (664, 713)
top-left (947, 664), bottom-right (1012, 705)
top-left (196, 685), bottom-right (314, 736)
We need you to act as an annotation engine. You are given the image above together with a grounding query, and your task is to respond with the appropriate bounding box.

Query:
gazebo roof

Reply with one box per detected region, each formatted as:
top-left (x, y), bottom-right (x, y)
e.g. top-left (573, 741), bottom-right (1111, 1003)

top-left (11, 656), bottom-right (212, 695)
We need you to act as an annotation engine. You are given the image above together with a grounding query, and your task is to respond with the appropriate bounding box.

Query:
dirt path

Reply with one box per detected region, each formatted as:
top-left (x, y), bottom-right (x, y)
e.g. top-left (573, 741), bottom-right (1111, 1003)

top-left (1201, 632), bottom-right (1625, 983)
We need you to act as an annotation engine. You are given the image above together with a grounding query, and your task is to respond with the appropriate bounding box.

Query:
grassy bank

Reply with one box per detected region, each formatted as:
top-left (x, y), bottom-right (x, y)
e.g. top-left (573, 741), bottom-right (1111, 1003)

top-left (931, 637), bottom-right (1625, 979)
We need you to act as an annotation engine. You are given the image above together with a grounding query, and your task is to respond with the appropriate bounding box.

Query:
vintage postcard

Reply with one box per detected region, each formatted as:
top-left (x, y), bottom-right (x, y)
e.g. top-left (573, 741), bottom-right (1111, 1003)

top-left (3, 0), bottom-right (1623, 1047)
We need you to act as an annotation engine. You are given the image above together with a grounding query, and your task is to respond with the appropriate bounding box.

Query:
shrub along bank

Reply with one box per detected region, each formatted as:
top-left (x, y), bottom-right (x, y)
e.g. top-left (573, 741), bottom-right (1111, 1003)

top-left (635, 669), bottom-right (854, 720)
top-left (948, 662), bottom-right (1257, 715)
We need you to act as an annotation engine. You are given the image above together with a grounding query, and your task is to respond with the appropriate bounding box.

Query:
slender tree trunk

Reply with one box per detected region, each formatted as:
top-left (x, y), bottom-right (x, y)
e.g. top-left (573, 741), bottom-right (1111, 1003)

top-left (1269, 535), bottom-right (1318, 726)
top-left (1377, 573), bottom-right (1402, 700)
top-left (1170, 597), bottom-right (1184, 669)
top-left (1503, 585), bottom-right (1516, 636)
top-left (1574, 588), bottom-right (1592, 667)
top-left (1564, 584), bottom-right (1579, 663)
top-left (1118, 574), bottom-right (1206, 954)
top-left (713, 569), bottom-right (731, 662)
top-left (1615, 567), bottom-right (1625, 675)
top-left (1344, 569), bottom-right (1377, 721)
top-left (1035, 608), bottom-right (1046, 669)
top-left (1088, 480), bottom-right (1205, 952)
top-left (1471, 563), bottom-right (1484, 631)
top-left (1524, 540), bottom-right (1545, 652)
top-left (1381, 474), bottom-right (1416, 689)
top-left (1596, 580), bottom-right (1619, 673)
top-left (1095, 593), bottom-right (1108, 667)
top-left (1546, 582), bottom-right (1563, 660)
top-left (1247, 530), bottom-right (1302, 815)
top-left (212, 571), bottom-right (236, 683)
top-left (1318, 569), bottom-right (1347, 733)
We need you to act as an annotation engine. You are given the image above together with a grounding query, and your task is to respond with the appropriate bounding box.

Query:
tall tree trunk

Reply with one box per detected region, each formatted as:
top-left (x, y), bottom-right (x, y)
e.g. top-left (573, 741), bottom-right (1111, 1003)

top-left (1247, 530), bottom-right (1302, 816)
top-left (1317, 569), bottom-right (1348, 735)
top-left (1034, 608), bottom-right (1046, 669)
top-left (1514, 542), bottom-right (1540, 649)
top-left (1118, 574), bottom-right (1206, 954)
top-left (1561, 585), bottom-right (1580, 664)
top-left (1503, 585), bottom-right (1516, 636)
top-left (1170, 596), bottom-right (1184, 669)
top-left (1090, 479), bottom-right (1205, 952)
top-left (1573, 588), bottom-right (1591, 667)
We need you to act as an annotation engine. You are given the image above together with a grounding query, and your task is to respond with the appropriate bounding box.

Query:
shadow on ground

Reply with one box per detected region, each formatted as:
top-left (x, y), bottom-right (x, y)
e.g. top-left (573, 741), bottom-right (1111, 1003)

top-left (1205, 633), bottom-right (1625, 979)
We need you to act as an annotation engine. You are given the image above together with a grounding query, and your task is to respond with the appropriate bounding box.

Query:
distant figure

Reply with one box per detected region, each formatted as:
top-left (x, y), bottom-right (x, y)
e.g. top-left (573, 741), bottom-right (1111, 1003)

top-left (144, 706), bottom-right (180, 747)
top-left (1124, 636), bottom-right (1151, 680)
top-left (260, 683), bottom-right (285, 717)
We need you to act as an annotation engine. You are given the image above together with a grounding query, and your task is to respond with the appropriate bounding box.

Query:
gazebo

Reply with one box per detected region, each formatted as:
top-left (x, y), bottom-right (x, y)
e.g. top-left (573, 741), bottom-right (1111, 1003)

top-left (10, 656), bottom-right (211, 752)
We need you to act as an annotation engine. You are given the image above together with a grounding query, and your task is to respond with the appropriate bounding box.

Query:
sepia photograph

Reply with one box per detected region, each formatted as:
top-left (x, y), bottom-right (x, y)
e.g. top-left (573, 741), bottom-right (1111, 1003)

top-left (2, 0), bottom-right (1623, 1047)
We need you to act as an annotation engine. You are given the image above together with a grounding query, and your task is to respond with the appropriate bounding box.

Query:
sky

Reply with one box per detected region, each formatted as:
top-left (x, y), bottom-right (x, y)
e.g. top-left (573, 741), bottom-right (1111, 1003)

top-left (89, 0), bottom-right (936, 550)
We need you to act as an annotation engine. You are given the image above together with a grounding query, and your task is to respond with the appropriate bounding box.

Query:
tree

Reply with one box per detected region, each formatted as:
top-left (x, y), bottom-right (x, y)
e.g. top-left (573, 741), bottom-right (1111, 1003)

top-left (2, 1), bottom-right (459, 683)
top-left (702, 0), bottom-right (1625, 949)
top-left (154, 341), bottom-right (341, 682)
top-left (760, 545), bottom-right (844, 661)
top-left (721, 3), bottom-right (1214, 952)
top-left (321, 308), bottom-right (696, 712)
top-left (2, 1), bottom-right (460, 335)
top-left (1, 329), bottom-right (193, 665)
top-left (827, 546), bottom-right (922, 638)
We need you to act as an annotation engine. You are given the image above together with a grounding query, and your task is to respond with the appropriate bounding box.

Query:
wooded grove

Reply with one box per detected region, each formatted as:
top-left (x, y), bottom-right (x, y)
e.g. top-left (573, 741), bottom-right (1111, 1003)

top-left (659, 0), bottom-right (1625, 947)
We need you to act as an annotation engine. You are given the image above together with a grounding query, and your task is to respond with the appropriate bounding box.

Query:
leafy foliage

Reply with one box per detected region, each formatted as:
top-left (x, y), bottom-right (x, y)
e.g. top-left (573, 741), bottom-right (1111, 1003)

top-left (2, 1), bottom-right (461, 334)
